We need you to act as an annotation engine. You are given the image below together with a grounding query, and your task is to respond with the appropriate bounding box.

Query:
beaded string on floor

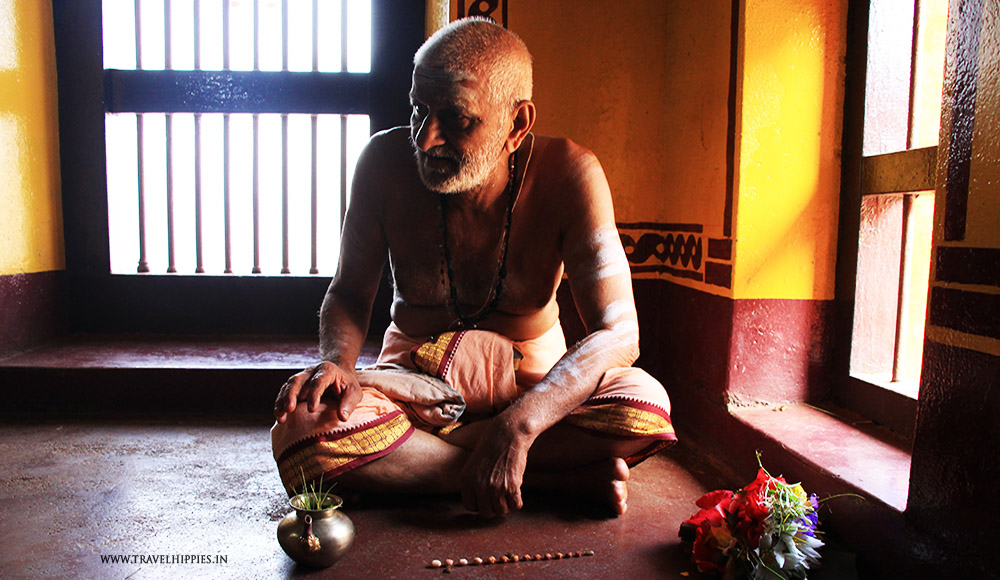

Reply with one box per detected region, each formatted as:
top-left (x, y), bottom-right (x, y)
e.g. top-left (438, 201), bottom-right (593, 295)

top-left (427, 549), bottom-right (595, 571)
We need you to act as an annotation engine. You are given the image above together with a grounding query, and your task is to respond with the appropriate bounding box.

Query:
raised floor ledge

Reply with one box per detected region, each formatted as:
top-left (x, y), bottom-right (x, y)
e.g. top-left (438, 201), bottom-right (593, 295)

top-left (732, 403), bottom-right (911, 513)
top-left (0, 333), bottom-right (323, 370)
top-left (0, 334), bottom-right (382, 416)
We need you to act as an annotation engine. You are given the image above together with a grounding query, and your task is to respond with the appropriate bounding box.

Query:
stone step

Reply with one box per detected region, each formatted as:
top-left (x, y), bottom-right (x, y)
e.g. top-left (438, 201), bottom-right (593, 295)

top-left (0, 334), bottom-right (380, 415)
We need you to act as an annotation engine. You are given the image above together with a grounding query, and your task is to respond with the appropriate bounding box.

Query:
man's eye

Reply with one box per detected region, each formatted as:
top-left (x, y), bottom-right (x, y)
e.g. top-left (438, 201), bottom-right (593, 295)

top-left (443, 113), bottom-right (472, 131)
top-left (411, 104), bottom-right (428, 118)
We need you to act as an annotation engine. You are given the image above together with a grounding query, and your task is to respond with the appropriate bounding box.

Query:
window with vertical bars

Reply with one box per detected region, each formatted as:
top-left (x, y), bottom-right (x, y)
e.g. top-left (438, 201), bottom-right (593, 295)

top-left (848, 0), bottom-right (948, 400)
top-left (102, 0), bottom-right (373, 276)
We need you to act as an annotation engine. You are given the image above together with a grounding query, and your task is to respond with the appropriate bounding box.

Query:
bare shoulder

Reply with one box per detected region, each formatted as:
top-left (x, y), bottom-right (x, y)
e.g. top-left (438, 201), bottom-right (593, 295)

top-left (530, 135), bottom-right (604, 181)
top-left (352, 127), bottom-right (418, 205)
top-left (358, 126), bottom-right (413, 168)
top-left (527, 135), bottom-right (611, 220)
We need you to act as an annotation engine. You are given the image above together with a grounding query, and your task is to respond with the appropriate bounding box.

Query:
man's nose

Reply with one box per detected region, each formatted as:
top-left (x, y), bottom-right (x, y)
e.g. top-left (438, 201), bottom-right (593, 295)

top-left (413, 115), bottom-right (445, 151)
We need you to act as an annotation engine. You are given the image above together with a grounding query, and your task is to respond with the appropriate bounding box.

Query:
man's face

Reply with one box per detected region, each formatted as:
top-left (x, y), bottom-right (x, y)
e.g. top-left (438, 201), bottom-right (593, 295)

top-left (409, 64), bottom-right (509, 194)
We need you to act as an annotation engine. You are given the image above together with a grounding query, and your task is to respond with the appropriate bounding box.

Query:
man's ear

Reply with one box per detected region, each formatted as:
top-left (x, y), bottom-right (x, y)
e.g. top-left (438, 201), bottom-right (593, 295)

top-left (505, 100), bottom-right (536, 153)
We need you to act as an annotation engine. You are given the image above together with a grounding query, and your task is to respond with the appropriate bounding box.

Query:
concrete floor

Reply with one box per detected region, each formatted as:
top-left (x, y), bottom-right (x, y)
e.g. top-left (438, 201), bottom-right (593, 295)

top-left (0, 416), bottom-right (859, 580)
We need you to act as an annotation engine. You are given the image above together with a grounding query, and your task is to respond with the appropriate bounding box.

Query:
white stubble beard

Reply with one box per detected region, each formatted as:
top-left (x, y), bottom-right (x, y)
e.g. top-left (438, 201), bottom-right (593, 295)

top-left (413, 127), bottom-right (508, 195)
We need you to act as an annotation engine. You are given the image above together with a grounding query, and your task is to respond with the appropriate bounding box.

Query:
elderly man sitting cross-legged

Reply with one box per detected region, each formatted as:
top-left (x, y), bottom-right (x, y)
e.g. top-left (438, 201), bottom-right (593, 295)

top-left (271, 17), bottom-right (676, 518)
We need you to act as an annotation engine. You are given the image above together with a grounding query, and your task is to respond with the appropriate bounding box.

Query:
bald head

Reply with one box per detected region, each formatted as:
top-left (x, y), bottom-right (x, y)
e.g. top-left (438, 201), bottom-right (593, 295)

top-left (414, 17), bottom-right (533, 113)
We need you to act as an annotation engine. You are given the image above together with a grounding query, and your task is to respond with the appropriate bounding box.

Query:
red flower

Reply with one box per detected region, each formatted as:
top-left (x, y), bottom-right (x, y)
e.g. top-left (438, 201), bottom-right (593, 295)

top-left (690, 518), bottom-right (731, 574)
top-left (683, 489), bottom-right (736, 574)
top-left (685, 489), bottom-right (733, 526)
top-left (730, 468), bottom-right (784, 546)
top-left (744, 468), bottom-right (782, 512)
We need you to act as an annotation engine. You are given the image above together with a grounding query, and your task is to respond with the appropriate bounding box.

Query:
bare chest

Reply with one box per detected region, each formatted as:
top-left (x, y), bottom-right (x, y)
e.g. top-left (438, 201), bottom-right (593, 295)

top-left (383, 193), bottom-right (563, 317)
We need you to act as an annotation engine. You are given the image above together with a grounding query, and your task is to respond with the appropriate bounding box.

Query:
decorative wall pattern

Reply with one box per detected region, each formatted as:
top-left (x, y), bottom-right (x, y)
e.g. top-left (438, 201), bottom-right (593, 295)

top-left (618, 223), bottom-right (702, 279)
top-left (617, 222), bottom-right (733, 290)
top-left (457, 0), bottom-right (508, 27)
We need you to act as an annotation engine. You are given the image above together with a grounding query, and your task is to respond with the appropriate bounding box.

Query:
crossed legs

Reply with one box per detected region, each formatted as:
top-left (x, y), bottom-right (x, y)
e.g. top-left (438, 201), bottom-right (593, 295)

top-left (333, 419), bottom-right (650, 515)
top-left (272, 367), bottom-right (676, 516)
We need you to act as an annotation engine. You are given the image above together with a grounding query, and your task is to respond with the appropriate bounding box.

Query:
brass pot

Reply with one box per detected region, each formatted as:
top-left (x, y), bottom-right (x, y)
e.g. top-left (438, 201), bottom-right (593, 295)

top-left (277, 494), bottom-right (355, 568)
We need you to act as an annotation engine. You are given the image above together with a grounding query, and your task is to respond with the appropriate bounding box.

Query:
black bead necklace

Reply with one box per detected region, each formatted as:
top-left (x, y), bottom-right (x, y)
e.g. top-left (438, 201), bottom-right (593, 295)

top-left (440, 152), bottom-right (518, 330)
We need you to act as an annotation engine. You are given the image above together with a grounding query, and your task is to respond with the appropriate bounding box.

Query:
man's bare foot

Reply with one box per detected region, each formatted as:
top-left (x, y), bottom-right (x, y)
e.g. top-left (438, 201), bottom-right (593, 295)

top-left (526, 457), bottom-right (630, 516)
top-left (603, 457), bottom-right (630, 515)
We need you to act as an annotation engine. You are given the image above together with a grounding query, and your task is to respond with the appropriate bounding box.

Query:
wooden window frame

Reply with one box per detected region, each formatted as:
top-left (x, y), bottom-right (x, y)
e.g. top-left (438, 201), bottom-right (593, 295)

top-left (834, 0), bottom-right (945, 438)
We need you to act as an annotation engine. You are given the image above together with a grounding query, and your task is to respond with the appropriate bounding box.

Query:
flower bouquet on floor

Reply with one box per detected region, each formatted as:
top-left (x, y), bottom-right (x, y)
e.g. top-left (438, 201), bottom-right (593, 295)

top-left (678, 457), bottom-right (824, 580)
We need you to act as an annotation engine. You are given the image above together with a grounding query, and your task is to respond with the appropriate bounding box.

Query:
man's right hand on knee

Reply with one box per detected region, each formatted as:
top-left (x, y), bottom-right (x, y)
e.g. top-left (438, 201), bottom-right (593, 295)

top-left (274, 362), bottom-right (363, 424)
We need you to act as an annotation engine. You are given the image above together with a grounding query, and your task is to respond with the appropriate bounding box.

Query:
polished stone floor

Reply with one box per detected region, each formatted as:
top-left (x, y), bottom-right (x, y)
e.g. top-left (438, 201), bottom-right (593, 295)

top-left (0, 415), bottom-right (859, 580)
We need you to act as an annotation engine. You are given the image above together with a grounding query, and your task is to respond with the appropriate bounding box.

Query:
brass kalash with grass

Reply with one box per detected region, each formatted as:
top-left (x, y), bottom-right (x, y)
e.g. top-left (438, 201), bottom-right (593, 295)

top-left (277, 469), bottom-right (355, 568)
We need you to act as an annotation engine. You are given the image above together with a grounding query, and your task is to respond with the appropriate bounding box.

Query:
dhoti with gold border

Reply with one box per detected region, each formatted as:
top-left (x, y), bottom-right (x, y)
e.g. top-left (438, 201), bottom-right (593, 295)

top-left (271, 321), bottom-right (677, 496)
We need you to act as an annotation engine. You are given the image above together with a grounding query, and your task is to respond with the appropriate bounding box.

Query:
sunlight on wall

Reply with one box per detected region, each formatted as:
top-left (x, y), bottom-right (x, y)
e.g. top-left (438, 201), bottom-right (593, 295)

top-left (0, 0), bottom-right (64, 275)
top-left (0, 113), bottom-right (28, 269)
top-left (0, 0), bottom-right (16, 71)
top-left (732, 0), bottom-right (846, 300)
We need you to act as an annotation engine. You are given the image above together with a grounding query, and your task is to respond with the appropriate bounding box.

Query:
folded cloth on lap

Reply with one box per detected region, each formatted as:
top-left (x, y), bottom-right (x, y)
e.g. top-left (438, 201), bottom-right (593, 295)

top-left (355, 364), bottom-right (465, 426)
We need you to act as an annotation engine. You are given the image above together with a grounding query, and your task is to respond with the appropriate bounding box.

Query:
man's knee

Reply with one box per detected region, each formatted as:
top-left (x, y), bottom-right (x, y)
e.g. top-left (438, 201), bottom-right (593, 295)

top-left (270, 391), bottom-right (413, 495)
top-left (596, 367), bottom-right (671, 414)
top-left (557, 366), bottom-right (677, 464)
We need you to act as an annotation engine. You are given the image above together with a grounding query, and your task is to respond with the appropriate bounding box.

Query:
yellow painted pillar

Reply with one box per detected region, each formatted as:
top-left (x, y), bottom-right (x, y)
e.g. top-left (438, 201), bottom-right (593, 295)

top-left (0, 0), bottom-right (64, 275)
top-left (731, 0), bottom-right (847, 301)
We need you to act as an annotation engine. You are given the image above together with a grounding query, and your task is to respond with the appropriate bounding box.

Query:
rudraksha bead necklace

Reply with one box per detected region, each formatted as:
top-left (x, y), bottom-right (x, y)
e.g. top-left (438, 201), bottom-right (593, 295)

top-left (439, 151), bottom-right (518, 330)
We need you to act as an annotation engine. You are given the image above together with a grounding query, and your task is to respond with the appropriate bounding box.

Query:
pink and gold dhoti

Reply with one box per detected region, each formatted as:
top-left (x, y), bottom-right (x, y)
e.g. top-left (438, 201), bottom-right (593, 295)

top-left (271, 321), bottom-right (676, 495)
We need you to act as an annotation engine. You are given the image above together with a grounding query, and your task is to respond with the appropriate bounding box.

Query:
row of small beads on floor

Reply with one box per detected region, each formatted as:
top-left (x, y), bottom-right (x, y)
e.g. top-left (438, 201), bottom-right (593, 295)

top-left (428, 549), bottom-right (595, 569)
